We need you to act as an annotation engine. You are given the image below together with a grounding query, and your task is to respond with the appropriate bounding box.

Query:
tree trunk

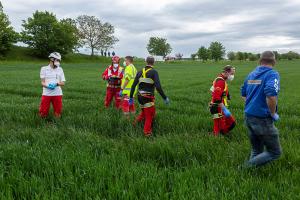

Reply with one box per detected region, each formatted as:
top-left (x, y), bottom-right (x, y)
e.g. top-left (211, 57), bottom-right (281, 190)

top-left (91, 47), bottom-right (94, 56)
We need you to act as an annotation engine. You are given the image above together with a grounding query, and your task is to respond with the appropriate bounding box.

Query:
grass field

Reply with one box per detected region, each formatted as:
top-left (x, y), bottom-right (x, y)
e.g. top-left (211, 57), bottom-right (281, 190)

top-left (0, 59), bottom-right (299, 199)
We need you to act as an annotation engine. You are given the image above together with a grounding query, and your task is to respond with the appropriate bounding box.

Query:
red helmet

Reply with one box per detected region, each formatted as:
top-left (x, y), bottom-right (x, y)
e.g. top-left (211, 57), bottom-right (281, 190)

top-left (112, 56), bottom-right (120, 63)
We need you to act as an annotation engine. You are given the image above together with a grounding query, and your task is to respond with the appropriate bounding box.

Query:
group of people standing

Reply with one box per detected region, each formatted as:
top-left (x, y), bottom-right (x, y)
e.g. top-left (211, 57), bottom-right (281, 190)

top-left (101, 55), bottom-right (169, 136)
top-left (38, 50), bottom-right (282, 168)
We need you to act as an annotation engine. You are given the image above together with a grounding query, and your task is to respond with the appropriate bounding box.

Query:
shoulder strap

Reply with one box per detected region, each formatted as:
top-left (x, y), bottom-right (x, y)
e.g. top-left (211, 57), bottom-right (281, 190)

top-left (142, 68), bottom-right (152, 78)
top-left (213, 77), bottom-right (225, 86)
top-left (215, 77), bottom-right (225, 82)
top-left (213, 77), bottom-right (227, 92)
top-left (224, 81), bottom-right (228, 92)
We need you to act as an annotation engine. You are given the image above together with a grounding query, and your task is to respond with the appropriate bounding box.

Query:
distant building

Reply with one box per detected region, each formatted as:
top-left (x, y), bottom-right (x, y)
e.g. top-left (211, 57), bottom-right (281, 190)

top-left (165, 56), bottom-right (176, 61)
top-left (152, 56), bottom-right (164, 62)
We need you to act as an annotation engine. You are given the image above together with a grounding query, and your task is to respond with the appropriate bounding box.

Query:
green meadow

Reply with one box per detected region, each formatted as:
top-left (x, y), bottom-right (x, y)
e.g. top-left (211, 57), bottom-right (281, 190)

top-left (0, 60), bottom-right (299, 199)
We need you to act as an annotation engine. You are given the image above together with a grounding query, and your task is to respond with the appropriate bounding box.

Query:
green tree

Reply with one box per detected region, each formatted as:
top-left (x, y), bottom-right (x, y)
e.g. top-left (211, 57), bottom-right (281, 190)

top-left (236, 51), bottom-right (244, 61)
top-left (191, 53), bottom-right (197, 60)
top-left (209, 41), bottom-right (225, 61)
top-left (273, 51), bottom-right (280, 60)
top-left (249, 53), bottom-right (258, 61)
top-left (243, 52), bottom-right (249, 60)
top-left (197, 46), bottom-right (210, 62)
top-left (21, 11), bottom-right (79, 57)
top-left (286, 51), bottom-right (300, 60)
top-left (147, 37), bottom-right (172, 58)
top-left (0, 3), bottom-right (18, 56)
top-left (256, 53), bottom-right (261, 60)
top-left (227, 51), bottom-right (235, 61)
top-left (76, 15), bottom-right (118, 56)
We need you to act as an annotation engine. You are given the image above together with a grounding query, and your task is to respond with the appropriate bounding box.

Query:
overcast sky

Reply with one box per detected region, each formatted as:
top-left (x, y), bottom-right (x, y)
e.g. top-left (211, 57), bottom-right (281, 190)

top-left (2, 0), bottom-right (300, 57)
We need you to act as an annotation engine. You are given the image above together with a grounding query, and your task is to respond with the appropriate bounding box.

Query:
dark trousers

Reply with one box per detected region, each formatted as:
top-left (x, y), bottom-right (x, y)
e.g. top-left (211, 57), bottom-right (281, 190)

top-left (245, 115), bottom-right (282, 167)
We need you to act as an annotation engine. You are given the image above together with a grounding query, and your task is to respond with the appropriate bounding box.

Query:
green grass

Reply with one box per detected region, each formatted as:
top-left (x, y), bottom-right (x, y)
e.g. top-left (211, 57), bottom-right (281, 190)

top-left (0, 60), bottom-right (299, 199)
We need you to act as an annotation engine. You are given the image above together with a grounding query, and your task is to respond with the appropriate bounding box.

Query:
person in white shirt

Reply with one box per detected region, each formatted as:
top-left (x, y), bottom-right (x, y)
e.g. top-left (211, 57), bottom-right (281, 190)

top-left (39, 52), bottom-right (66, 118)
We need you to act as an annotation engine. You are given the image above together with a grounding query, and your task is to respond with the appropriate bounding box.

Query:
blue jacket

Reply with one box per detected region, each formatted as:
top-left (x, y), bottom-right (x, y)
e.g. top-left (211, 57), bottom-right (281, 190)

top-left (241, 66), bottom-right (280, 118)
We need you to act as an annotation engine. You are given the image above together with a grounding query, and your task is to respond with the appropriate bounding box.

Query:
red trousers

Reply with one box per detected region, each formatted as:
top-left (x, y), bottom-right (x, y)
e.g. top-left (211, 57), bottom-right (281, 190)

top-left (105, 87), bottom-right (121, 108)
top-left (135, 106), bottom-right (156, 136)
top-left (213, 113), bottom-right (236, 136)
top-left (122, 95), bottom-right (136, 114)
top-left (39, 95), bottom-right (63, 117)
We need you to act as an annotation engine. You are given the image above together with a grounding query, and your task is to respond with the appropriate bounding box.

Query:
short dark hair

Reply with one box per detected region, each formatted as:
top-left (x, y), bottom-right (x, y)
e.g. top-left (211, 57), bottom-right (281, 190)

top-left (223, 65), bottom-right (235, 73)
top-left (146, 56), bottom-right (155, 65)
top-left (260, 51), bottom-right (276, 66)
top-left (125, 56), bottom-right (133, 63)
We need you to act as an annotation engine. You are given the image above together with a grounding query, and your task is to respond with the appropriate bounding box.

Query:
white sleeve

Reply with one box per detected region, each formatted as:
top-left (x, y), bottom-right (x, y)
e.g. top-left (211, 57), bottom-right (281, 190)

top-left (40, 67), bottom-right (46, 79)
top-left (60, 69), bottom-right (66, 82)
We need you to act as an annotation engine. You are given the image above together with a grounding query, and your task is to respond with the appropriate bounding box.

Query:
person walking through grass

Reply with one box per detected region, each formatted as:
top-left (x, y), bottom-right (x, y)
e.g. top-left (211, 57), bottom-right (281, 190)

top-left (209, 65), bottom-right (236, 136)
top-left (129, 56), bottom-right (170, 136)
top-left (241, 51), bottom-right (282, 167)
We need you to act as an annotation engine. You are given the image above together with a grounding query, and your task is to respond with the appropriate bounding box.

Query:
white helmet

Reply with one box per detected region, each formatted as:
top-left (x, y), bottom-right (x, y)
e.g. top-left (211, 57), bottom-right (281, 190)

top-left (48, 52), bottom-right (62, 61)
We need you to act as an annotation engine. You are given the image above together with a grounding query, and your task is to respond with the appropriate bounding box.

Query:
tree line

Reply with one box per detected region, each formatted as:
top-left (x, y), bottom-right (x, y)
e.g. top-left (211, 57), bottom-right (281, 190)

top-left (227, 51), bottom-right (300, 61)
top-left (191, 42), bottom-right (226, 61)
top-left (0, 2), bottom-right (118, 58)
top-left (191, 41), bottom-right (300, 62)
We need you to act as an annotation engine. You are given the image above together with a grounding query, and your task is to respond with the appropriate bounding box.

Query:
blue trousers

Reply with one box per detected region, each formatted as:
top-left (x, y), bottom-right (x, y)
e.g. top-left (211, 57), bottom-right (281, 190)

top-left (245, 115), bottom-right (282, 167)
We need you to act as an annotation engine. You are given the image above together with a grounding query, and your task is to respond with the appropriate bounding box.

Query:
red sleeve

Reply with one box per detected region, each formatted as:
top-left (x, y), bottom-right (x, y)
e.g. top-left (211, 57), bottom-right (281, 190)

top-left (120, 70), bottom-right (124, 79)
top-left (102, 68), bottom-right (109, 80)
top-left (212, 79), bottom-right (225, 103)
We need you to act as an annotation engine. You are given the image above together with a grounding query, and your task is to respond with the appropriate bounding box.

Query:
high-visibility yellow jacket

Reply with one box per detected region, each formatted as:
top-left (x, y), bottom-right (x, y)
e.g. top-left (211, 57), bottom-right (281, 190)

top-left (121, 64), bottom-right (137, 96)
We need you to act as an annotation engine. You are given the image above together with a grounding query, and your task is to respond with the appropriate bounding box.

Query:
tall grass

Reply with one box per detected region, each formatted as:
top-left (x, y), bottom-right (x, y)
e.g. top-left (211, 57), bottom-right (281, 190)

top-left (0, 60), bottom-right (299, 199)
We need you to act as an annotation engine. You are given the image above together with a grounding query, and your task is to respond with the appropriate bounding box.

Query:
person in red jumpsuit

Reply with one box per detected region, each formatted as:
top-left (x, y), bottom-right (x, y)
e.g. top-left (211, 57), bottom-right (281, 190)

top-left (129, 56), bottom-right (170, 136)
top-left (102, 56), bottom-right (124, 109)
top-left (209, 65), bottom-right (236, 136)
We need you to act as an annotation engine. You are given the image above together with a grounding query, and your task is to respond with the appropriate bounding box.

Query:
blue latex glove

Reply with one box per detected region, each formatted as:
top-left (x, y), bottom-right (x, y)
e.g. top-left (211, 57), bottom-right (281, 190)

top-left (129, 98), bottom-right (134, 106)
top-left (164, 97), bottom-right (170, 105)
top-left (119, 90), bottom-right (123, 97)
top-left (271, 113), bottom-right (280, 122)
top-left (47, 83), bottom-right (56, 90)
top-left (47, 83), bottom-right (55, 90)
top-left (222, 106), bottom-right (231, 117)
top-left (52, 83), bottom-right (58, 89)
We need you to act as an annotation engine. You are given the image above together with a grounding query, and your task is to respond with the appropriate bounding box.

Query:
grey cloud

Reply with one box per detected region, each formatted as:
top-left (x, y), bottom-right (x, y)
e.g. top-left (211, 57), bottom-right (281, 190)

top-left (2, 0), bottom-right (300, 57)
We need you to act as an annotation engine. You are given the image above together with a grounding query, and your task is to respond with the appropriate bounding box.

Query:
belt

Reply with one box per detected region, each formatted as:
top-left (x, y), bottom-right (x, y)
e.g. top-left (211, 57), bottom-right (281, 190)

top-left (213, 113), bottom-right (223, 119)
top-left (139, 90), bottom-right (152, 94)
top-left (140, 102), bottom-right (155, 108)
top-left (138, 91), bottom-right (154, 98)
